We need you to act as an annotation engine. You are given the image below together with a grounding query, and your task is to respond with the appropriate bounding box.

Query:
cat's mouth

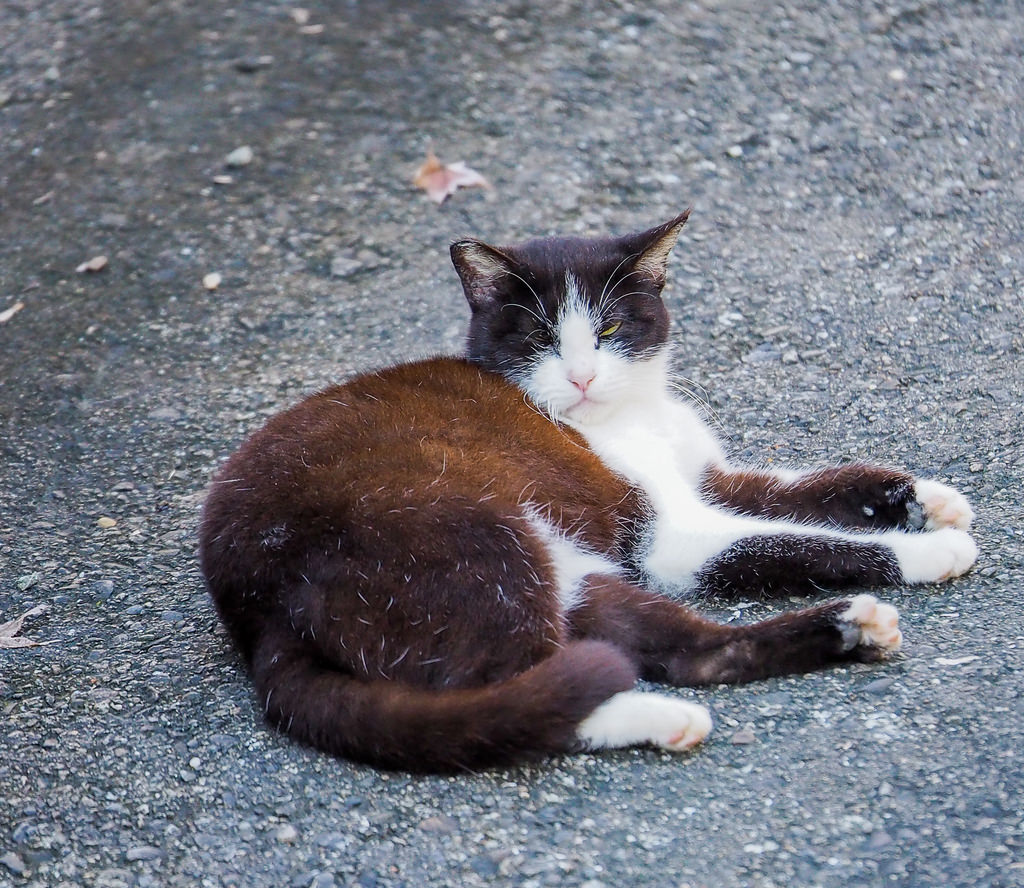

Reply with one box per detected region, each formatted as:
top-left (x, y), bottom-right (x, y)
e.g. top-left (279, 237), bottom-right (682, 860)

top-left (563, 388), bottom-right (606, 419)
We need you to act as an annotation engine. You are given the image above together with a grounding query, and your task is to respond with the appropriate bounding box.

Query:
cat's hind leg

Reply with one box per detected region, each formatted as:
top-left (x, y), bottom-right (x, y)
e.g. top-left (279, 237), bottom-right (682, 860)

top-left (576, 690), bottom-right (712, 752)
top-left (568, 575), bottom-right (901, 686)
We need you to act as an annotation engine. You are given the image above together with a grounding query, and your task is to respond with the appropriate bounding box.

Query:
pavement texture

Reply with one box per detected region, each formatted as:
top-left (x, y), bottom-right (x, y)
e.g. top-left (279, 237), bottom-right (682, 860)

top-left (2, 1), bottom-right (1023, 886)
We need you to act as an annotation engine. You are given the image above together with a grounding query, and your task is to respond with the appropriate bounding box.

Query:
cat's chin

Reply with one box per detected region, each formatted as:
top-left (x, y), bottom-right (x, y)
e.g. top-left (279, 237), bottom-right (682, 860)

top-left (560, 394), bottom-right (619, 426)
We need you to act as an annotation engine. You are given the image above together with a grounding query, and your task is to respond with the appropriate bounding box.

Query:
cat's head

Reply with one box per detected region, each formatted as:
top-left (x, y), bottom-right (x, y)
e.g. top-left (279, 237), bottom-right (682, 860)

top-left (451, 211), bottom-right (689, 424)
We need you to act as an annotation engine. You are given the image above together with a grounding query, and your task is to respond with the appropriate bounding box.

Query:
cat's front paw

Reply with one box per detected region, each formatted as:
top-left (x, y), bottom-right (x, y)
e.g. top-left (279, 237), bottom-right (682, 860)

top-left (888, 527), bottom-right (978, 584)
top-left (913, 479), bottom-right (974, 531)
top-left (837, 594), bottom-right (902, 655)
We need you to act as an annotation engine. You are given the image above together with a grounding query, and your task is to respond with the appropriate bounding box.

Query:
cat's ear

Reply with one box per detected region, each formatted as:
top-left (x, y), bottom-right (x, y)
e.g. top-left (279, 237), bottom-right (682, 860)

top-left (450, 240), bottom-right (518, 310)
top-left (628, 209), bottom-right (691, 288)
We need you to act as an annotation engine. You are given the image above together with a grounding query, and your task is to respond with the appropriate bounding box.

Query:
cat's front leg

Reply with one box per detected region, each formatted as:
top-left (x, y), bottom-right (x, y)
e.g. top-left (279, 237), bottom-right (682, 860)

top-left (643, 508), bottom-right (976, 597)
top-left (699, 464), bottom-right (975, 533)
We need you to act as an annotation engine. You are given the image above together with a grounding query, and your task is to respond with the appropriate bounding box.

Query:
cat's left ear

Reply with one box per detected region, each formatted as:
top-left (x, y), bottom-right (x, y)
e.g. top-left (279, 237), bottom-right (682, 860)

top-left (450, 239), bottom-right (517, 310)
top-left (628, 209), bottom-right (691, 288)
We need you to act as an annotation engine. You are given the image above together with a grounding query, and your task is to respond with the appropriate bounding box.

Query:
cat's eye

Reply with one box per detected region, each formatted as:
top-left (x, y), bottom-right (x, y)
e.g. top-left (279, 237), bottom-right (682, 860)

top-left (599, 321), bottom-right (622, 338)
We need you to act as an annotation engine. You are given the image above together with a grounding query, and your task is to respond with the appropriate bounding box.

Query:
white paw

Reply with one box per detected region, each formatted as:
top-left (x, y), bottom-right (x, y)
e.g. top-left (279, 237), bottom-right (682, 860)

top-left (577, 690), bottom-right (712, 752)
top-left (887, 527), bottom-right (978, 584)
top-left (914, 479), bottom-right (974, 530)
top-left (840, 594), bottom-right (902, 653)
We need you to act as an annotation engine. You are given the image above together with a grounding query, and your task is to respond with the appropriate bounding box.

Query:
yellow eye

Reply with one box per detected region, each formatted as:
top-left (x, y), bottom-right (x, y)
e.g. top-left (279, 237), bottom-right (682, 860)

top-left (599, 321), bottom-right (621, 338)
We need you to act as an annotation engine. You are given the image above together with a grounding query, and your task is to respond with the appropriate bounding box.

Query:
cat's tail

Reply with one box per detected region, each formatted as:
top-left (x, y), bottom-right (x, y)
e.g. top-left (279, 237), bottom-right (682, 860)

top-left (248, 627), bottom-right (637, 772)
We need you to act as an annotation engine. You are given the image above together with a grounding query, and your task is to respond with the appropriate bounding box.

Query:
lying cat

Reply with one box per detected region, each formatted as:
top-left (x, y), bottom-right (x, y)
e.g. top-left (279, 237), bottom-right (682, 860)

top-left (199, 211), bottom-right (977, 772)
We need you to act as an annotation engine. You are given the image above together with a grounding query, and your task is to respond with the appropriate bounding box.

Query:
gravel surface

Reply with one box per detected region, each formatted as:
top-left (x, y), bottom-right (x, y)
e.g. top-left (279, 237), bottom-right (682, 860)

top-left (2, 1), bottom-right (1022, 886)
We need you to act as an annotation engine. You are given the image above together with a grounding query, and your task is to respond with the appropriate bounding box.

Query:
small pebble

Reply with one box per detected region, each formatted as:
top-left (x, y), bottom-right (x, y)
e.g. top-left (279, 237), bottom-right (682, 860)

top-left (125, 846), bottom-right (162, 862)
top-left (234, 55), bottom-right (274, 73)
top-left (0, 852), bottom-right (26, 876)
top-left (859, 677), bottom-right (896, 695)
top-left (726, 144), bottom-right (744, 158)
top-left (225, 145), bottom-right (254, 168)
top-left (203, 272), bottom-right (222, 290)
top-left (97, 516), bottom-right (117, 529)
top-left (418, 814), bottom-right (458, 834)
top-left (730, 729), bottom-right (757, 745)
top-left (16, 572), bottom-right (40, 591)
top-left (330, 255), bottom-right (362, 278)
top-left (149, 406), bottom-right (183, 421)
top-left (275, 824), bottom-right (299, 843)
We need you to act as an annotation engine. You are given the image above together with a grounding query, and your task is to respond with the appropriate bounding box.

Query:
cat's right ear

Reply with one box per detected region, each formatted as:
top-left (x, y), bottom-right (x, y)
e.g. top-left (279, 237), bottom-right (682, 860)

top-left (450, 240), bottom-right (517, 310)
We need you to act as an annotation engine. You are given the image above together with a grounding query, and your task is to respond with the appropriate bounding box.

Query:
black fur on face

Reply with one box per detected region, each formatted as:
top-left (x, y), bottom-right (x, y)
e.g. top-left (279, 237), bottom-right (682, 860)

top-left (451, 212), bottom-right (689, 380)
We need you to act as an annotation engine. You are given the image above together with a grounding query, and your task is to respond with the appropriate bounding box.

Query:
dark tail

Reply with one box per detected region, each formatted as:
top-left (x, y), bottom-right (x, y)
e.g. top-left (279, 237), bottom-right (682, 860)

top-left (249, 628), bottom-right (637, 772)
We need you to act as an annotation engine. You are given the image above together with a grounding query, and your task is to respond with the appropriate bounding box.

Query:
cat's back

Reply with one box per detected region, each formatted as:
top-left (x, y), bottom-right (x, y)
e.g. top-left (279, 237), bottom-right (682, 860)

top-left (227, 356), bottom-right (563, 480)
top-left (201, 357), bottom-right (618, 543)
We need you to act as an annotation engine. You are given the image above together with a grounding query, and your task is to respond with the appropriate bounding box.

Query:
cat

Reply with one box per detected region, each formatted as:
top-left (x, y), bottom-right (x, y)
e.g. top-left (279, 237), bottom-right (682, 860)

top-left (199, 210), bottom-right (977, 772)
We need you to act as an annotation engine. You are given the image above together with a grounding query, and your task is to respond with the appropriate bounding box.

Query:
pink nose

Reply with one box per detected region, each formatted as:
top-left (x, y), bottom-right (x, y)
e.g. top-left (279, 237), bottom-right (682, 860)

top-left (570, 371), bottom-right (595, 392)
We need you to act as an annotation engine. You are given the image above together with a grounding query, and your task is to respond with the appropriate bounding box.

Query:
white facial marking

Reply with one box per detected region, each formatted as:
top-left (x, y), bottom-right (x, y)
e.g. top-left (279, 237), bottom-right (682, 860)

top-left (523, 272), bottom-right (652, 424)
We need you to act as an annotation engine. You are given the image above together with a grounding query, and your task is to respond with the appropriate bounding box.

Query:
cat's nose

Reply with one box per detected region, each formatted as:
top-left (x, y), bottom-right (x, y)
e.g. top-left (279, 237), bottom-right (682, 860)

top-left (569, 370), bottom-right (595, 392)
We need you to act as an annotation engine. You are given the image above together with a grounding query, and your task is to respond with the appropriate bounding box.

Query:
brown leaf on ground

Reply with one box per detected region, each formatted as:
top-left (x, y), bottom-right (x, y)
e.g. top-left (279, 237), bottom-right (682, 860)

top-left (0, 301), bottom-right (25, 324)
top-left (412, 150), bottom-right (490, 204)
top-left (0, 605), bottom-right (53, 649)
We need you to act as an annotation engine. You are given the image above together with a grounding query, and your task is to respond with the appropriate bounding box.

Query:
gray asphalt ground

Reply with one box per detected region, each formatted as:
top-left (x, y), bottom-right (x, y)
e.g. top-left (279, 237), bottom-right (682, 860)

top-left (2, 1), bottom-right (1023, 886)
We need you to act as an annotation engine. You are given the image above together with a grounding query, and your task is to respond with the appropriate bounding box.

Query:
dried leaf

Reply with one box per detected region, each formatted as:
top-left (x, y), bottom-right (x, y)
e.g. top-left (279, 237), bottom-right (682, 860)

top-left (935, 655), bottom-right (980, 667)
top-left (0, 605), bottom-right (52, 649)
top-left (413, 150), bottom-right (490, 204)
top-left (0, 301), bottom-right (25, 324)
top-left (76, 255), bottom-right (108, 273)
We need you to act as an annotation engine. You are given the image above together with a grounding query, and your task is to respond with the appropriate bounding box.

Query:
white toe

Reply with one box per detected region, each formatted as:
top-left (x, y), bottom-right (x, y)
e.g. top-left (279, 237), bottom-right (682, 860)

top-left (577, 690), bottom-right (712, 752)
top-left (914, 479), bottom-right (975, 530)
